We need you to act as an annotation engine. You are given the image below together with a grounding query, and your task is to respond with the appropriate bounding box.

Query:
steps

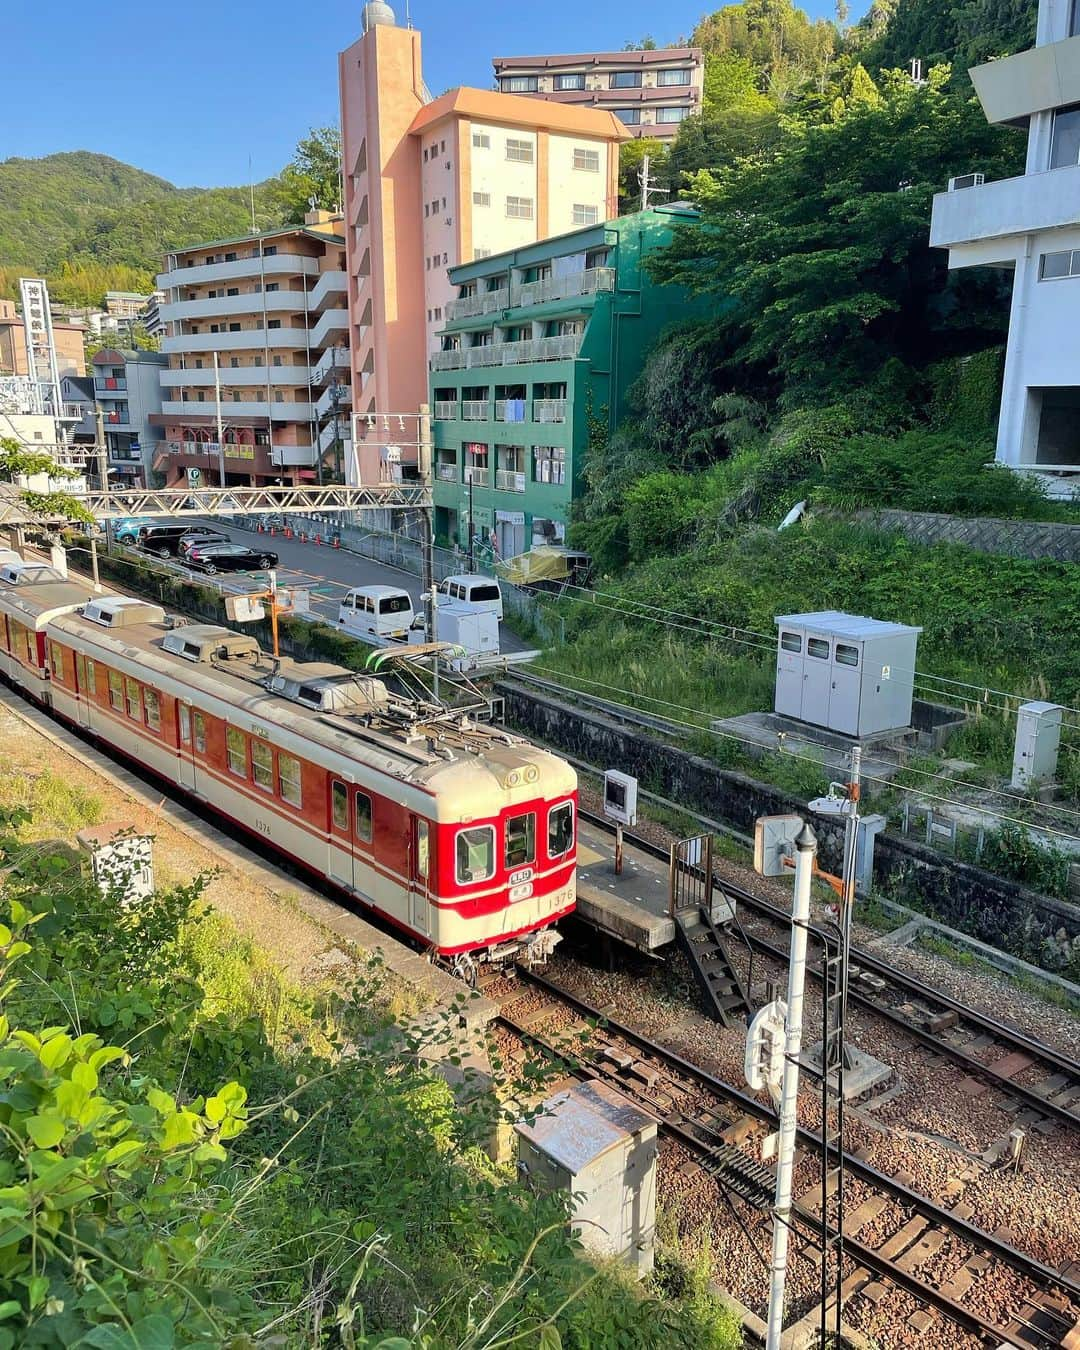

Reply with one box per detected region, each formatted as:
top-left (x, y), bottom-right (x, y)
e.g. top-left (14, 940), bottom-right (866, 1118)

top-left (675, 907), bottom-right (751, 1029)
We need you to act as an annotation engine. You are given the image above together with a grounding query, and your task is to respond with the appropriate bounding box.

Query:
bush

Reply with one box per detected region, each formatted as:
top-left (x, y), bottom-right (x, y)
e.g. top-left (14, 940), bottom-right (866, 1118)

top-left (981, 821), bottom-right (1071, 900)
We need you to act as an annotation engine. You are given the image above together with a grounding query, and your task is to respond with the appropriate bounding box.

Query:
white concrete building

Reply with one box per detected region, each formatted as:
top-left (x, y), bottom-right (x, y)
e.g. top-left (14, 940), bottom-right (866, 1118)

top-left (930, 0), bottom-right (1080, 488)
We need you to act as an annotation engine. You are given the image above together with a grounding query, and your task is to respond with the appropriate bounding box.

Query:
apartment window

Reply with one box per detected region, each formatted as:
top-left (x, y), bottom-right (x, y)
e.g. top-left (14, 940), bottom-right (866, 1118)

top-left (232, 391), bottom-right (241, 402)
top-left (278, 753), bottom-right (302, 807)
top-left (573, 147), bottom-right (600, 173)
top-left (229, 322), bottom-right (241, 331)
top-left (1050, 104), bottom-right (1080, 169)
top-left (210, 324), bottom-right (221, 333)
top-left (614, 108), bottom-right (642, 125)
top-left (572, 204), bottom-right (599, 226)
top-left (143, 688), bottom-right (161, 733)
top-left (441, 139), bottom-right (446, 152)
top-left (226, 287), bottom-right (239, 296)
top-left (194, 359), bottom-right (203, 369)
top-left (555, 73), bottom-right (586, 91)
top-left (505, 137), bottom-right (534, 163)
top-left (193, 712), bottom-right (207, 753)
top-left (424, 204), bottom-right (430, 217)
top-left (475, 248), bottom-right (492, 259)
top-left (506, 195), bottom-right (534, 220)
top-left (430, 199), bottom-right (439, 214)
top-left (274, 391), bottom-right (284, 403)
top-left (441, 196), bottom-right (446, 209)
top-left (226, 727), bottom-right (247, 777)
top-left (501, 75), bottom-right (538, 93)
top-left (273, 354), bottom-right (283, 366)
top-left (264, 246), bottom-right (277, 256)
top-left (443, 251), bottom-right (448, 263)
top-left (266, 282), bottom-right (279, 292)
top-left (473, 191), bottom-right (491, 207)
top-left (268, 319), bottom-right (281, 329)
top-left (197, 392), bottom-right (206, 402)
top-left (1040, 249), bottom-right (1080, 279)
top-left (434, 306), bottom-right (442, 319)
top-left (225, 251), bottom-right (237, 261)
top-left (657, 67), bottom-right (692, 86)
top-left (355, 790), bottom-right (373, 843)
top-left (609, 71), bottom-right (642, 89)
top-left (125, 678), bottom-right (141, 721)
top-left (534, 445), bottom-right (566, 485)
top-left (423, 147), bottom-right (429, 162)
top-left (656, 106), bottom-right (688, 124)
top-left (230, 357), bottom-right (239, 368)
top-left (255, 429), bottom-right (270, 446)
top-left (473, 132), bottom-right (491, 149)
top-left (252, 740), bottom-right (273, 791)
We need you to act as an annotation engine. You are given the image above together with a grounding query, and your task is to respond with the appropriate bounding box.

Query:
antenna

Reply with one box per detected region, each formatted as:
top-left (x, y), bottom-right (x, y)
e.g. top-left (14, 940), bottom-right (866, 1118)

top-left (909, 57), bottom-right (925, 85)
top-left (405, 0), bottom-right (413, 27)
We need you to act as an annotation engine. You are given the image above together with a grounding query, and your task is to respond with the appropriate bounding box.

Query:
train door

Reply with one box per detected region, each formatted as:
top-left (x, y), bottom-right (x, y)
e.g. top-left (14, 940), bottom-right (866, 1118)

top-left (74, 653), bottom-right (91, 729)
top-left (408, 817), bottom-right (431, 937)
top-left (177, 703), bottom-right (197, 791)
top-left (328, 777), bottom-right (354, 891)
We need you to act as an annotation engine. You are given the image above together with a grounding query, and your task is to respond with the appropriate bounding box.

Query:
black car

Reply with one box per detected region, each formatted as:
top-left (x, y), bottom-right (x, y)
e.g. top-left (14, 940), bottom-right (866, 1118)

top-left (178, 529), bottom-right (230, 559)
top-left (138, 524), bottom-right (191, 558)
top-left (186, 543), bottom-right (278, 574)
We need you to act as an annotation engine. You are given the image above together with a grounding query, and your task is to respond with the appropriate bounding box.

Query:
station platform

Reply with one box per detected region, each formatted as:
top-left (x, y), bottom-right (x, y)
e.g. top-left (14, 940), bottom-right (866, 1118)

top-left (575, 819), bottom-right (677, 952)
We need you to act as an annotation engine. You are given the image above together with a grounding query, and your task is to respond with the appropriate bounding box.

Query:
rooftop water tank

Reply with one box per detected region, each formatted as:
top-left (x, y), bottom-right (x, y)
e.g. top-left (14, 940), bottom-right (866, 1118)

top-left (362, 1), bottom-right (396, 31)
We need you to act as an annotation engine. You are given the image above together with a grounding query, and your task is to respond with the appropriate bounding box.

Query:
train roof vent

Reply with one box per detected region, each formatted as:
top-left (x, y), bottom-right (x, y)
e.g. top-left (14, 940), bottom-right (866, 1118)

top-left (0, 564), bottom-right (65, 586)
top-left (82, 596), bottom-right (166, 628)
top-left (267, 666), bottom-right (389, 713)
top-left (161, 624), bottom-right (260, 663)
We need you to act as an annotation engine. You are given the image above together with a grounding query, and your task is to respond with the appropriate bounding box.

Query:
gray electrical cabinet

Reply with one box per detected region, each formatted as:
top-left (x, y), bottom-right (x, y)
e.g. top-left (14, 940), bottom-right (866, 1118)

top-left (774, 611), bottom-right (921, 737)
top-left (1011, 701), bottom-right (1062, 790)
top-left (515, 1081), bottom-right (658, 1277)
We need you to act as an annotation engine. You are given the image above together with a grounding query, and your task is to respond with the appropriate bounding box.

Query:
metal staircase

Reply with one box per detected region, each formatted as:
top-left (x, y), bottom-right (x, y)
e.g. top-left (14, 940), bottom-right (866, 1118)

top-left (675, 906), bottom-right (751, 1028)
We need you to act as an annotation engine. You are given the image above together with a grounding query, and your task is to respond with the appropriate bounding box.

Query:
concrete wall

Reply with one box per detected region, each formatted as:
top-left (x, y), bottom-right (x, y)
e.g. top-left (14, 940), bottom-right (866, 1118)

top-left (852, 507), bottom-right (1080, 561)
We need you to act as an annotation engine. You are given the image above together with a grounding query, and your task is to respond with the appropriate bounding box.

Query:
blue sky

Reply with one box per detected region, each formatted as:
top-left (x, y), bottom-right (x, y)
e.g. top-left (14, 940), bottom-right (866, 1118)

top-left (3, 0), bottom-right (865, 187)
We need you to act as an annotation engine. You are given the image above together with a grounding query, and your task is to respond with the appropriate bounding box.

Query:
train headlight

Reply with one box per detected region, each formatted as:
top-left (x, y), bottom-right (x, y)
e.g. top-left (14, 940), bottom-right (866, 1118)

top-left (525, 766), bottom-right (539, 784)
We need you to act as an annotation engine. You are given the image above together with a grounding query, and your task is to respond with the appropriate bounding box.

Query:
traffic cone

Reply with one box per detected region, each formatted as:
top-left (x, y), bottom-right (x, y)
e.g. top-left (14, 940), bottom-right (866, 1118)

top-left (315, 534), bottom-right (321, 546)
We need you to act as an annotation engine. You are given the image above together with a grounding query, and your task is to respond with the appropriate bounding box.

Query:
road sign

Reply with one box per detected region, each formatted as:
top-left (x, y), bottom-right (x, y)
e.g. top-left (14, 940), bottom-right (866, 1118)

top-left (187, 466), bottom-right (202, 487)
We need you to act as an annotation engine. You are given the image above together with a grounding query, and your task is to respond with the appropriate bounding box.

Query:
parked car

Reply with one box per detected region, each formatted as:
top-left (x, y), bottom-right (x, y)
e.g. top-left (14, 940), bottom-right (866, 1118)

top-left (186, 543), bottom-right (278, 574)
top-left (178, 529), bottom-right (230, 559)
top-left (440, 574), bottom-right (504, 621)
top-left (113, 517), bottom-right (154, 545)
top-left (338, 585), bottom-right (415, 640)
top-left (138, 524), bottom-right (192, 558)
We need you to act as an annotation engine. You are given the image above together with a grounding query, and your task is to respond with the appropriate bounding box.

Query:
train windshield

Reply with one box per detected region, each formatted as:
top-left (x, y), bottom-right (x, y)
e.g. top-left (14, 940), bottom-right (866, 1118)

top-left (505, 811), bottom-right (535, 868)
top-left (456, 825), bottom-right (495, 883)
top-left (548, 801), bottom-right (574, 858)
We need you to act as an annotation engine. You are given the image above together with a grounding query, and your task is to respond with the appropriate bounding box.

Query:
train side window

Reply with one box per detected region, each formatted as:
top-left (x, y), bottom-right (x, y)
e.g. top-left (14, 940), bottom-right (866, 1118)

top-left (193, 712), bottom-right (207, 753)
top-left (456, 825), bottom-right (495, 884)
top-left (279, 753), bottom-right (302, 807)
top-left (50, 644), bottom-right (63, 680)
top-left (87, 660), bottom-right (96, 695)
top-left (355, 790), bottom-right (373, 843)
top-left (505, 811), bottom-right (536, 868)
top-left (143, 689), bottom-right (161, 733)
top-left (252, 740), bottom-right (273, 791)
top-left (548, 801), bottom-right (574, 858)
top-left (76, 653), bottom-right (86, 691)
top-left (415, 820), bottom-right (430, 883)
top-left (125, 677), bottom-right (141, 721)
top-left (332, 780), bottom-right (348, 831)
top-left (226, 727), bottom-right (247, 777)
top-left (108, 670), bottom-right (123, 711)
top-left (179, 705), bottom-right (191, 744)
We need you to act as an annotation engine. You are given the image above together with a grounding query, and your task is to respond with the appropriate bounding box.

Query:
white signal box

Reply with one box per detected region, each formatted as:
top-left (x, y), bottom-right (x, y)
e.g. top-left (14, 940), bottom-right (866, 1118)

top-left (603, 770), bottom-right (638, 827)
top-left (225, 595), bottom-right (266, 623)
top-left (753, 814), bottom-right (803, 877)
top-left (745, 999), bottom-right (787, 1093)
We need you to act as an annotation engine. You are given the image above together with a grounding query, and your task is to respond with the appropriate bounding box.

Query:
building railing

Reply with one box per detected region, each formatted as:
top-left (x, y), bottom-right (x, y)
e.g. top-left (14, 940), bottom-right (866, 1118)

top-left (445, 288), bottom-right (510, 320)
top-left (494, 399), bottom-right (528, 423)
top-left (533, 398), bottom-right (568, 423)
top-left (310, 345), bottom-right (349, 386)
top-left (436, 463), bottom-right (457, 481)
top-left (461, 399), bottom-right (491, 420)
top-left (495, 468), bottom-right (526, 492)
top-left (463, 465), bottom-right (489, 486)
top-left (95, 378), bottom-right (127, 392)
top-left (514, 266), bottom-right (615, 308)
top-left (430, 334), bottom-right (583, 372)
top-left (434, 400), bottom-right (458, 419)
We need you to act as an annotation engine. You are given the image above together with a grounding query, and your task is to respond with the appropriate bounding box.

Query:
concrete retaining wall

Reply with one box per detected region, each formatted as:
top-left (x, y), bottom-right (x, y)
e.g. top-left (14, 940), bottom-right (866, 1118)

top-left (497, 682), bottom-right (1080, 967)
top-left (853, 508), bottom-right (1080, 563)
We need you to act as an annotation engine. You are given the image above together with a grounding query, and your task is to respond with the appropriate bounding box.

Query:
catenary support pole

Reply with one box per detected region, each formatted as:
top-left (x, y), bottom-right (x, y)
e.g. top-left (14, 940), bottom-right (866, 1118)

top-left (766, 820), bottom-right (817, 1350)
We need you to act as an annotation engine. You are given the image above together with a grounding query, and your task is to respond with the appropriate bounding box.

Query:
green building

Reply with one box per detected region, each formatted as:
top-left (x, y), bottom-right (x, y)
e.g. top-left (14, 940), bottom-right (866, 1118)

top-left (429, 205), bottom-right (709, 558)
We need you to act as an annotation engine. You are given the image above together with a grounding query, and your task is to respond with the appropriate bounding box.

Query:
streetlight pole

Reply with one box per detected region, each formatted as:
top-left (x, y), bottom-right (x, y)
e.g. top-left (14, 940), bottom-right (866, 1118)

top-left (213, 351), bottom-right (227, 489)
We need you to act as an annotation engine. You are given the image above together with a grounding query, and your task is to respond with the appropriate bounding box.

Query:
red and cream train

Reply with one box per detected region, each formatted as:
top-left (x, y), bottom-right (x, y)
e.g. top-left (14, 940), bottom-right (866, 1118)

top-left (0, 564), bottom-right (577, 977)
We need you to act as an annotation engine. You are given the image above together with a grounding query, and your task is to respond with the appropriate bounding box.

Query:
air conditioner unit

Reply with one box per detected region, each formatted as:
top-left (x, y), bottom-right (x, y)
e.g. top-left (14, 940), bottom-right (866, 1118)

top-left (948, 173), bottom-right (985, 191)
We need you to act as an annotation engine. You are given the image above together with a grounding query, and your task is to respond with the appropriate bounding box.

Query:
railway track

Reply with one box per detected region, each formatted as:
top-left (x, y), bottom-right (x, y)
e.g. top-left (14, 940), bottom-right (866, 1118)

top-left (493, 966), bottom-right (1080, 1347)
top-left (580, 809), bottom-right (1080, 1133)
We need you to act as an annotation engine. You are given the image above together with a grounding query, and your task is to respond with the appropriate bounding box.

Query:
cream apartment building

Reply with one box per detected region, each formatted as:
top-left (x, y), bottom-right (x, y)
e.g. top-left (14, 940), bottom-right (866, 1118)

top-left (155, 212), bottom-right (351, 486)
top-left (338, 1), bottom-right (627, 486)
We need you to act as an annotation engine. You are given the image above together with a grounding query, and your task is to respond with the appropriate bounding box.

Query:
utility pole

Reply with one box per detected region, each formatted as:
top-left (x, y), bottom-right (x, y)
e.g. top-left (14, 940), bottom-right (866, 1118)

top-left (92, 407), bottom-right (108, 591)
top-left (638, 154), bottom-right (669, 212)
top-left (418, 401), bottom-right (434, 610)
top-left (467, 475), bottom-right (475, 575)
top-left (834, 743), bottom-right (861, 1072)
top-left (213, 352), bottom-right (227, 489)
top-left (766, 821), bottom-right (817, 1350)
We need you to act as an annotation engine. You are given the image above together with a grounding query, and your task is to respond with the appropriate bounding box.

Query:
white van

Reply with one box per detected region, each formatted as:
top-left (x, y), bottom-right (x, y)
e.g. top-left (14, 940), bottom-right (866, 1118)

top-left (440, 574), bottom-right (503, 621)
top-left (338, 585), bottom-right (415, 641)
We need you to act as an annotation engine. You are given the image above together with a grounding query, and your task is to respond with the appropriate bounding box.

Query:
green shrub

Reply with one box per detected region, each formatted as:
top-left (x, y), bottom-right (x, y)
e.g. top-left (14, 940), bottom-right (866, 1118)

top-left (981, 821), bottom-right (1071, 899)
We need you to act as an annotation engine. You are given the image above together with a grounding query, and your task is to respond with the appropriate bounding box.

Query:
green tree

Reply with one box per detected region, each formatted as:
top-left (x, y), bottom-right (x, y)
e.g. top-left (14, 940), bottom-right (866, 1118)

top-left (649, 67), bottom-right (1024, 405)
top-left (619, 138), bottom-right (669, 211)
top-left (852, 0), bottom-right (1036, 74)
top-left (692, 0), bottom-right (838, 102)
top-left (0, 437), bottom-right (94, 526)
top-left (277, 126), bottom-right (343, 223)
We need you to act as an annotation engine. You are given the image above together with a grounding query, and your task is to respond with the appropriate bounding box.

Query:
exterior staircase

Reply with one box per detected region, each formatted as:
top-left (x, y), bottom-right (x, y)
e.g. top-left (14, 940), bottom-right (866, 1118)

top-left (675, 907), bottom-right (751, 1029)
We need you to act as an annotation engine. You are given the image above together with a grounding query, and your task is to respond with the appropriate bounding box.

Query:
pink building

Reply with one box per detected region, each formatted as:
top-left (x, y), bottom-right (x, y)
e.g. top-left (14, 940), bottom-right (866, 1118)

top-left (338, 1), bottom-right (627, 486)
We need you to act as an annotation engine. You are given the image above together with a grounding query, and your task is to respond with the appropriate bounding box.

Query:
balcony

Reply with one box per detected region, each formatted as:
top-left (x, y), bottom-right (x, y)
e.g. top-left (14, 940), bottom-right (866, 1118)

top-left (931, 163), bottom-right (1080, 258)
top-left (316, 382), bottom-right (350, 419)
top-left (463, 465), bottom-right (490, 486)
top-left (159, 292), bottom-right (311, 322)
top-left (318, 421), bottom-right (352, 453)
top-left (162, 400), bottom-right (315, 421)
top-left (309, 270), bottom-right (348, 311)
top-left (160, 366), bottom-right (313, 388)
top-left (310, 307), bottom-right (349, 347)
top-left (310, 345), bottom-right (349, 386)
top-left (95, 377), bottom-right (127, 391)
top-left (272, 443), bottom-right (319, 467)
top-left (104, 412), bottom-right (130, 425)
top-left (157, 254), bottom-right (320, 289)
top-left (446, 287), bottom-right (510, 320)
top-left (461, 399), bottom-right (491, 420)
top-left (495, 468), bottom-right (526, 492)
top-left (161, 330), bottom-right (304, 354)
top-left (969, 34), bottom-right (1080, 126)
top-left (434, 400), bottom-right (458, 419)
top-left (436, 462), bottom-right (457, 481)
top-left (533, 398), bottom-right (567, 423)
top-left (495, 399), bottom-right (528, 423)
top-left (514, 266), bottom-right (614, 307)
